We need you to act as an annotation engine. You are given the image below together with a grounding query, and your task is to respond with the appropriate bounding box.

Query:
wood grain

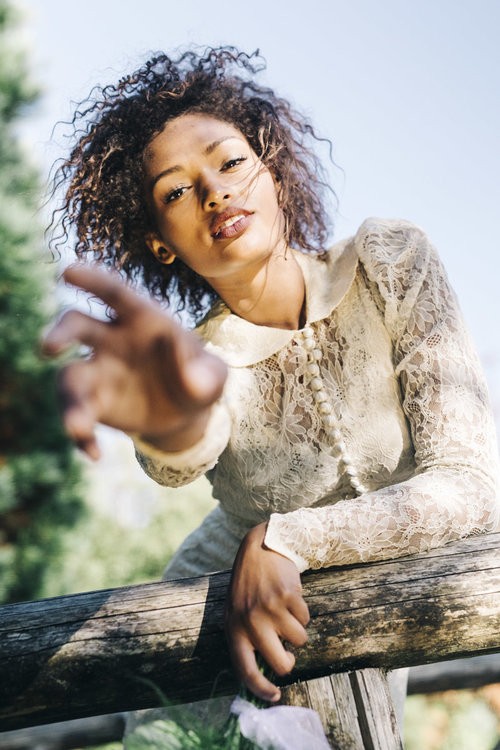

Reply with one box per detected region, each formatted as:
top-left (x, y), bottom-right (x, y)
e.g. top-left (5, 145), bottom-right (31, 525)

top-left (2, 533), bottom-right (500, 731)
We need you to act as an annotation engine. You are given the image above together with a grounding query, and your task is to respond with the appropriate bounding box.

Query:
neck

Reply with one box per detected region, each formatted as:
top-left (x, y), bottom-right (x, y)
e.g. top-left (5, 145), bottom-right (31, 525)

top-left (208, 245), bottom-right (306, 330)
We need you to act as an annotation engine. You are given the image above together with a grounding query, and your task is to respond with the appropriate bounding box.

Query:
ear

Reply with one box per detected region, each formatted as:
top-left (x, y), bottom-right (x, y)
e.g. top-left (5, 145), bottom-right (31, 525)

top-left (145, 233), bottom-right (176, 265)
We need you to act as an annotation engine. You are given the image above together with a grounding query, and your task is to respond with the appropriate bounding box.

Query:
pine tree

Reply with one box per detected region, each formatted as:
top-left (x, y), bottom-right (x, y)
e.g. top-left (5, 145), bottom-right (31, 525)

top-left (0, 0), bottom-right (85, 603)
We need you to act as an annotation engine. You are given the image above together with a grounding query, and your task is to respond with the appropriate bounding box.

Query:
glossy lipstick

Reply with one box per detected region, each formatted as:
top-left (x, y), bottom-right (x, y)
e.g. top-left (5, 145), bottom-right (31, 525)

top-left (210, 208), bottom-right (253, 240)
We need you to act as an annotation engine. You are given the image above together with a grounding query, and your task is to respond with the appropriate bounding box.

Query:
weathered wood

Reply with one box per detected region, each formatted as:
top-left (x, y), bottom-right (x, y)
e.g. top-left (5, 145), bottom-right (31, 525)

top-left (349, 670), bottom-right (403, 750)
top-left (3, 652), bottom-right (500, 749)
top-left (2, 533), bottom-right (500, 731)
top-left (280, 670), bottom-right (402, 749)
top-left (281, 674), bottom-right (365, 748)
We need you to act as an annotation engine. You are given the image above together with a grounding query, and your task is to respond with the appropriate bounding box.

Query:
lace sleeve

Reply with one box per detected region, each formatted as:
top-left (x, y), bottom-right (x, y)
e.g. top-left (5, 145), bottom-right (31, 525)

top-left (132, 399), bottom-right (231, 488)
top-left (265, 220), bottom-right (500, 572)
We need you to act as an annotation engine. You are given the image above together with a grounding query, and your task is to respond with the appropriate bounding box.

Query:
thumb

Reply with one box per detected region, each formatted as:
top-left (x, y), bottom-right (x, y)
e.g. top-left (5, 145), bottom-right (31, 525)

top-left (183, 350), bottom-right (227, 405)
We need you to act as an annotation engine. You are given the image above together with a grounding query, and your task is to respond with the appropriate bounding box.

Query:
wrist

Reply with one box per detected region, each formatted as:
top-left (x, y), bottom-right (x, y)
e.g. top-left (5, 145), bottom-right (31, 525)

top-left (139, 406), bottom-right (211, 453)
top-left (246, 521), bottom-right (268, 542)
top-left (246, 521), bottom-right (298, 565)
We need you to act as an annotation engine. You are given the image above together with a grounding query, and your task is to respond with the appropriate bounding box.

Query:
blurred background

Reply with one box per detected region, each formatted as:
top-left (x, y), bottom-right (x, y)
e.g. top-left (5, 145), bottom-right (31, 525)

top-left (1, 0), bottom-right (499, 748)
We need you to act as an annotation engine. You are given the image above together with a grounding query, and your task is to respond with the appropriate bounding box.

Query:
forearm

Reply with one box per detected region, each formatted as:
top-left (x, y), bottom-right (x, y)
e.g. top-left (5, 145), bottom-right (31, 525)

top-left (132, 399), bottom-right (232, 487)
top-left (265, 467), bottom-right (500, 572)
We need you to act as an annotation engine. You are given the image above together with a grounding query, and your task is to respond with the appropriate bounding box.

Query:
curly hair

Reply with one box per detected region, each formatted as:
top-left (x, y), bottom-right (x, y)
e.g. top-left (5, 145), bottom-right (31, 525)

top-left (51, 47), bottom-right (336, 320)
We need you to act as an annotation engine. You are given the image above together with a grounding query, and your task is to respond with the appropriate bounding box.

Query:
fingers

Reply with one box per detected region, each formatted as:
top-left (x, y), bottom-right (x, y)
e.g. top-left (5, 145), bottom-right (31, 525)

top-left (57, 362), bottom-right (100, 459)
top-left (230, 634), bottom-right (282, 702)
top-left (60, 265), bottom-right (227, 407)
top-left (227, 599), bottom-right (308, 701)
top-left (62, 264), bottom-right (152, 320)
top-left (278, 609), bottom-right (309, 647)
top-left (288, 595), bottom-right (311, 629)
top-left (230, 618), bottom-right (305, 702)
top-left (250, 624), bottom-right (297, 675)
top-left (179, 348), bottom-right (228, 407)
top-left (43, 310), bottom-right (110, 356)
top-left (149, 322), bottom-right (227, 411)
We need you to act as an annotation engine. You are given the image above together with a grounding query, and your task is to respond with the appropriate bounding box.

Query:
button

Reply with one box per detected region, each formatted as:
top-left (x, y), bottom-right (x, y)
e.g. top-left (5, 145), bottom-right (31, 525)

top-left (332, 441), bottom-right (346, 456)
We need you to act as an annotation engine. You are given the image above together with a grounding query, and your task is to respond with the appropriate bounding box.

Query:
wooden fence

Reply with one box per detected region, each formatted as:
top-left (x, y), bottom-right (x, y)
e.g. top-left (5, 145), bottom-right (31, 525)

top-left (2, 532), bottom-right (500, 748)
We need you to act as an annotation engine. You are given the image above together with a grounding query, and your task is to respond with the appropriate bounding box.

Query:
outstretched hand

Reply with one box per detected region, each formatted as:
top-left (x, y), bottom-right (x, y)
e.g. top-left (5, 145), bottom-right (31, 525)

top-left (225, 522), bottom-right (310, 702)
top-left (43, 265), bottom-right (227, 459)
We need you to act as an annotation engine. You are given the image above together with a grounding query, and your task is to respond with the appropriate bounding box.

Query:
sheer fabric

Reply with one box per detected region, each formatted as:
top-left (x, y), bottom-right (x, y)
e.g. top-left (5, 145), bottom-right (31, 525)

top-left (135, 218), bottom-right (500, 573)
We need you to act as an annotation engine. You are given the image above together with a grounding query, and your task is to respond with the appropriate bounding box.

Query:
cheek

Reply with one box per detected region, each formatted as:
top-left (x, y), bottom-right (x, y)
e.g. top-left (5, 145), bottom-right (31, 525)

top-left (249, 168), bottom-right (280, 211)
top-left (262, 175), bottom-right (283, 221)
top-left (156, 206), bottom-right (195, 247)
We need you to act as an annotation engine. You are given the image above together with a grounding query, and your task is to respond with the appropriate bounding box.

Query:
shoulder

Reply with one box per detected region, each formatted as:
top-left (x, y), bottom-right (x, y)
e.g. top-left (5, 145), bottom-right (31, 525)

top-left (354, 217), bottom-right (434, 267)
top-left (353, 218), bottom-right (440, 306)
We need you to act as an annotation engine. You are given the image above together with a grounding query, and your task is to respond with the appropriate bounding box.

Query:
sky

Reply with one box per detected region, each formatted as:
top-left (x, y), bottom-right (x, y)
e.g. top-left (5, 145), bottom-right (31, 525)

top-left (13, 0), bottom-right (500, 396)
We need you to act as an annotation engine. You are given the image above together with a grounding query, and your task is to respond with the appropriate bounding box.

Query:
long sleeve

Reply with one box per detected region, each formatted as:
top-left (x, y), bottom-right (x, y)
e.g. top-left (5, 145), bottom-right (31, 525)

top-left (132, 398), bottom-right (231, 488)
top-left (265, 220), bottom-right (500, 572)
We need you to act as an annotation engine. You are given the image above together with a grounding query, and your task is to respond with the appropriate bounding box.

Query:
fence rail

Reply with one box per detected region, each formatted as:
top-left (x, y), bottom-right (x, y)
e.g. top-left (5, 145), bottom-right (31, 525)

top-left (2, 532), bottom-right (500, 734)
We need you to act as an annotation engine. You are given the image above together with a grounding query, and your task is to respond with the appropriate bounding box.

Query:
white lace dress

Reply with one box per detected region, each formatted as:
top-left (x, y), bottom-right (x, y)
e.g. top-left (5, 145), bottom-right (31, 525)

top-left (134, 218), bottom-right (500, 579)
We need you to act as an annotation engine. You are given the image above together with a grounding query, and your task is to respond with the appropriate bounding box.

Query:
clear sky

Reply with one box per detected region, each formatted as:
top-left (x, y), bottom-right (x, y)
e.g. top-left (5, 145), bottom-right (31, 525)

top-left (14, 0), bottom-right (500, 398)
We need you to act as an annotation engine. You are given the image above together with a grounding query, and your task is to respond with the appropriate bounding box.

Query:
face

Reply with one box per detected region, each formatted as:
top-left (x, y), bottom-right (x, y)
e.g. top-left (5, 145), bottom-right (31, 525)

top-left (142, 113), bottom-right (286, 287)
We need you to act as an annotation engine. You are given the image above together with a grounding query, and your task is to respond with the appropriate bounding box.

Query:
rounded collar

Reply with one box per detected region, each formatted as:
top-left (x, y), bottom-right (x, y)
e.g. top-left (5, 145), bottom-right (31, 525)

top-left (196, 237), bottom-right (358, 367)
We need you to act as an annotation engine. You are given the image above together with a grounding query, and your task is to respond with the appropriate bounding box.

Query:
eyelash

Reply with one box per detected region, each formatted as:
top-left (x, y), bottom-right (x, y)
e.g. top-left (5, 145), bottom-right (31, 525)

top-left (221, 156), bottom-right (247, 170)
top-left (163, 156), bottom-right (248, 204)
top-left (165, 186), bottom-right (187, 204)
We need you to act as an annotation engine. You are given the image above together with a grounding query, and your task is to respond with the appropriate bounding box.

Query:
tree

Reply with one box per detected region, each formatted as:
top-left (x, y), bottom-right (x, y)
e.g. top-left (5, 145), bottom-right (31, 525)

top-left (0, 0), bottom-right (85, 603)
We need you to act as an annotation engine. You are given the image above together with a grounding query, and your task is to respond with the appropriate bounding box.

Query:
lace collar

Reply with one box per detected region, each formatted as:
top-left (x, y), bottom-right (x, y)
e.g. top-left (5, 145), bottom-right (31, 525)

top-left (196, 236), bottom-right (358, 367)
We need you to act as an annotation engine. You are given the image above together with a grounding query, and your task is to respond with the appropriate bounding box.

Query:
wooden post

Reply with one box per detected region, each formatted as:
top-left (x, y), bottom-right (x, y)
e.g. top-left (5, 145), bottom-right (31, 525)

top-left (280, 671), bottom-right (403, 749)
top-left (2, 533), bottom-right (500, 732)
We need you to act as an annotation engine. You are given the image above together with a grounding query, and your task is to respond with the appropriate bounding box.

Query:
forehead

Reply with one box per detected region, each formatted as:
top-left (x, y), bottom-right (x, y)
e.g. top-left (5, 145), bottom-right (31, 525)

top-left (143, 114), bottom-right (248, 170)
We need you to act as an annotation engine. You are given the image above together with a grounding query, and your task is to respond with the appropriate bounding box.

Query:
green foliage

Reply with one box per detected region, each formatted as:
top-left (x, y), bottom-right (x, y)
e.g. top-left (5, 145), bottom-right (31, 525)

top-left (123, 676), bottom-right (266, 750)
top-left (39, 472), bottom-right (216, 597)
top-left (125, 718), bottom-right (243, 750)
top-left (0, 0), bottom-right (85, 603)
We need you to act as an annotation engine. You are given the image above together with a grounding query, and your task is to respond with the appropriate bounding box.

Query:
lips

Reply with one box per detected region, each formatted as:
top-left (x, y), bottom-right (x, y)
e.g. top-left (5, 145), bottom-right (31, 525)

top-left (210, 208), bottom-right (253, 240)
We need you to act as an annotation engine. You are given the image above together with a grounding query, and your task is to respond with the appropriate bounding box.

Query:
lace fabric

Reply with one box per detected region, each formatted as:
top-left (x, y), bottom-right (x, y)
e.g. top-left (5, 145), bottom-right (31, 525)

top-left (134, 218), bottom-right (500, 573)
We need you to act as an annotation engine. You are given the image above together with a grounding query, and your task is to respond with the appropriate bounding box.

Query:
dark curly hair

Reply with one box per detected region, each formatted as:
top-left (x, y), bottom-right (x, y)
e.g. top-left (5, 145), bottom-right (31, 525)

top-left (51, 47), bottom-right (335, 320)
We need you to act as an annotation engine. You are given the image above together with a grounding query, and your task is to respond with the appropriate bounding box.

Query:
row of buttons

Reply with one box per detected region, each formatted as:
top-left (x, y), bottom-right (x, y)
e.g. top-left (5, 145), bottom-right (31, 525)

top-left (302, 325), bottom-right (367, 496)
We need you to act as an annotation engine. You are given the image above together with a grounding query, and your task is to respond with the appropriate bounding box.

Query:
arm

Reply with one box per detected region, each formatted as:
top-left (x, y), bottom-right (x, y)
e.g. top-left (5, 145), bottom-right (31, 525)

top-left (226, 220), bottom-right (500, 700)
top-left (43, 265), bottom-right (228, 465)
top-left (225, 521), bottom-right (309, 702)
top-left (264, 220), bottom-right (500, 570)
top-left (132, 397), bottom-right (231, 488)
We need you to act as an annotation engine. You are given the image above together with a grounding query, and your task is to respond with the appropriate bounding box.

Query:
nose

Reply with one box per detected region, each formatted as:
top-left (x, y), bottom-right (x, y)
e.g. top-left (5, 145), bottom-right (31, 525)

top-left (201, 176), bottom-right (231, 211)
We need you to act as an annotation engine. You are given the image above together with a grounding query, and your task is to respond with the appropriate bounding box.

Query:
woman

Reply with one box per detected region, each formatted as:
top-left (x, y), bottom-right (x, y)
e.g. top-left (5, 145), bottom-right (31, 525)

top-left (45, 47), bottom-right (500, 708)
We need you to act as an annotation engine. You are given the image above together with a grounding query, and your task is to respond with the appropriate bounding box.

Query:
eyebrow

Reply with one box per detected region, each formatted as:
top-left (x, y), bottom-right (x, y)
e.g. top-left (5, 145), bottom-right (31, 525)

top-left (150, 136), bottom-right (244, 191)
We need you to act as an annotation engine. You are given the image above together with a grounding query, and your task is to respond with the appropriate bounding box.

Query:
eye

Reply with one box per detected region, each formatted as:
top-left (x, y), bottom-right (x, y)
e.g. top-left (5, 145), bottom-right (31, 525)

top-left (164, 185), bottom-right (189, 204)
top-left (221, 156), bottom-right (247, 171)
